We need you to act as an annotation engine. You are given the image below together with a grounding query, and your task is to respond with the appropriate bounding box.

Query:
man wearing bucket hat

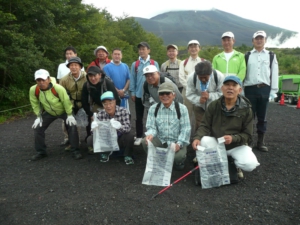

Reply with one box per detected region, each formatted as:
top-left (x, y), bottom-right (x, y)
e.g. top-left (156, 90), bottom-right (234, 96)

top-left (142, 82), bottom-right (191, 171)
top-left (87, 45), bottom-right (111, 70)
top-left (59, 57), bottom-right (87, 150)
top-left (161, 44), bottom-right (182, 92)
top-left (212, 32), bottom-right (246, 81)
top-left (29, 69), bottom-right (82, 161)
top-left (87, 91), bottom-right (134, 164)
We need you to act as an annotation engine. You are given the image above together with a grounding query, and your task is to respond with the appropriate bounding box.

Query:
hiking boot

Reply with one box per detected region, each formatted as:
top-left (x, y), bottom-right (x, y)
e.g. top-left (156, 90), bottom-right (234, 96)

top-left (65, 145), bottom-right (71, 151)
top-left (257, 133), bottom-right (268, 152)
top-left (73, 152), bottom-right (83, 160)
top-left (134, 138), bottom-right (143, 146)
top-left (100, 152), bottom-right (112, 163)
top-left (88, 147), bottom-right (94, 155)
top-left (124, 156), bottom-right (134, 165)
top-left (61, 138), bottom-right (69, 145)
top-left (237, 168), bottom-right (244, 179)
top-left (32, 154), bottom-right (47, 161)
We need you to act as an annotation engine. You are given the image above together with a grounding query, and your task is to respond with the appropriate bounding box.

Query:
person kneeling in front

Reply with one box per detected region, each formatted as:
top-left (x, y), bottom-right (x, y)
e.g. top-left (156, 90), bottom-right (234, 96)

top-left (142, 82), bottom-right (191, 170)
top-left (87, 91), bottom-right (134, 165)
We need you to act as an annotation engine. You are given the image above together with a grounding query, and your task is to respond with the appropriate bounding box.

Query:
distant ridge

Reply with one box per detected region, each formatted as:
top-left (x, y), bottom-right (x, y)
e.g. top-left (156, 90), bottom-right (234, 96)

top-left (134, 9), bottom-right (296, 46)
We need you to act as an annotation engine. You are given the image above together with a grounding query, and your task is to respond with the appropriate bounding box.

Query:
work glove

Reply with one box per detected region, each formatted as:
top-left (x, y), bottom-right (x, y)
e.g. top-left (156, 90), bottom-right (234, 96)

top-left (269, 93), bottom-right (277, 101)
top-left (32, 117), bottom-right (42, 129)
top-left (91, 121), bottom-right (99, 131)
top-left (110, 118), bottom-right (122, 129)
top-left (66, 115), bottom-right (77, 126)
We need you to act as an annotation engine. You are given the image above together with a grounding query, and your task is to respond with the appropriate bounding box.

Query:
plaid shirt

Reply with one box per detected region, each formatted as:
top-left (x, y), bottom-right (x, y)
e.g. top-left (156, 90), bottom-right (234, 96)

top-left (145, 101), bottom-right (191, 146)
top-left (97, 105), bottom-right (131, 134)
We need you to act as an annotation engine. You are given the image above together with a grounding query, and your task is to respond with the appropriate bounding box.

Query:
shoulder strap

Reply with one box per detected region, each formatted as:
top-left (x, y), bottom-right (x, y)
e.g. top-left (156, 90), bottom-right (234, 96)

top-left (183, 58), bottom-right (189, 67)
top-left (143, 81), bottom-right (149, 94)
top-left (135, 60), bottom-right (140, 74)
top-left (193, 72), bottom-right (197, 87)
top-left (269, 51), bottom-right (274, 70)
top-left (245, 51), bottom-right (251, 67)
top-left (174, 102), bottom-right (181, 119)
top-left (154, 102), bottom-right (161, 118)
top-left (150, 59), bottom-right (155, 65)
top-left (35, 85), bottom-right (59, 100)
top-left (213, 69), bottom-right (218, 86)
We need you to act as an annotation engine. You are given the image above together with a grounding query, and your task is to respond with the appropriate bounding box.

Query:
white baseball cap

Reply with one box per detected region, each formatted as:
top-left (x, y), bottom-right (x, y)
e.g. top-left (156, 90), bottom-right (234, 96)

top-left (34, 69), bottom-right (50, 80)
top-left (143, 65), bottom-right (158, 75)
top-left (188, 40), bottom-right (200, 47)
top-left (94, 45), bottom-right (109, 56)
top-left (253, 30), bottom-right (267, 38)
top-left (221, 31), bottom-right (234, 39)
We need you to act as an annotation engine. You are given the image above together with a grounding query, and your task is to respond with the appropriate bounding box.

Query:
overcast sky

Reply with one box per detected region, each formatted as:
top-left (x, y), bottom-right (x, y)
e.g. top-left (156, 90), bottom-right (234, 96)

top-left (83, 0), bottom-right (300, 47)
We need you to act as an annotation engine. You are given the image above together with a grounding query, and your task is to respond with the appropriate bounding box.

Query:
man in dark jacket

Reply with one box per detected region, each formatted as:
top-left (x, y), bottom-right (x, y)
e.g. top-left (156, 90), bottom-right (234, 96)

top-left (192, 76), bottom-right (256, 179)
top-left (81, 66), bottom-right (120, 139)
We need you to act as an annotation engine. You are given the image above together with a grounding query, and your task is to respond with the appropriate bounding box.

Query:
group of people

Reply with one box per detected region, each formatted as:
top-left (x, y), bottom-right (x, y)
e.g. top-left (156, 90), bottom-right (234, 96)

top-left (29, 30), bottom-right (278, 181)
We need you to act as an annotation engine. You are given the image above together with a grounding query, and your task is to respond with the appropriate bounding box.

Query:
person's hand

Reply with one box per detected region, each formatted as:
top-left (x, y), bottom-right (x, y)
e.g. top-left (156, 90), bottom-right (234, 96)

top-left (110, 118), bottom-right (122, 129)
top-left (91, 121), bottom-right (98, 131)
top-left (145, 135), bottom-right (153, 145)
top-left (192, 139), bottom-right (201, 150)
top-left (32, 117), bottom-right (42, 129)
top-left (117, 89), bottom-right (125, 98)
top-left (66, 115), bottom-right (77, 126)
top-left (131, 96), bottom-right (136, 102)
top-left (200, 96), bottom-right (207, 104)
top-left (223, 135), bottom-right (233, 145)
top-left (175, 143), bottom-right (181, 152)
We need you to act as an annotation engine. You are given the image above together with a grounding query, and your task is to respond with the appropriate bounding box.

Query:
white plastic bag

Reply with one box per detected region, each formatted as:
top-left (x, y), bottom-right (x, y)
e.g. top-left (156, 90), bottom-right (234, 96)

top-left (227, 146), bottom-right (260, 172)
top-left (75, 108), bottom-right (88, 127)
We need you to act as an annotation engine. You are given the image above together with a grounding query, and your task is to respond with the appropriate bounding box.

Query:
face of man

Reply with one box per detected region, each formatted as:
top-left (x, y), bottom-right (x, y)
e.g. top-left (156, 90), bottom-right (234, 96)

top-left (188, 44), bottom-right (200, 57)
top-left (65, 50), bottom-right (77, 61)
top-left (222, 37), bottom-right (235, 53)
top-left (167, 47), bottom-right (178, 60)
top-left (112, 50), bottom-right (122, 64)
top-left (221, 81), bottom-right (242, 100)
top-left (36, 77), bottom-right (51, 90)
top-left (69, 63), bottom-right (81, 77)
top-left (96, 49), bottom-right (108, 61)
top-left (252, 36), bottom-right (266, 51)
top-left (145, 72), bottom-right (159, 86)
top-left (88, 73), bottom-right (102, 85)
top-left (197, 74), bottom-right (210, 84)
top-left (102, 99), bottom-right (116, 116)
top-left (138, 46), bottom-right (150, 59)
top-left (159, 92), bottom-right (175, 108)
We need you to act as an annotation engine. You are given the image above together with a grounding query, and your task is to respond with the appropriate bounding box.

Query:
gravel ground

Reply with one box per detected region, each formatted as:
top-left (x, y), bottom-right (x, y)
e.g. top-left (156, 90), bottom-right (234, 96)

top-left (0, 102), bottom-right (299, 225)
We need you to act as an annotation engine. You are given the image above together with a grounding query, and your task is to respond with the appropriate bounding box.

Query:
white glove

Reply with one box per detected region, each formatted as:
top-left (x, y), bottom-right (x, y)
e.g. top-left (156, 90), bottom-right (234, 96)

top-left (66, 115), bottom-right (77, 126)
top-left (32, 117), bottom-right (42, 129)
top-left (269, 93), bottom-right (277, 101)
top-left (110, 118), bottom-right (122, 129)
top-left (91, 121), bottom-right (99, 131)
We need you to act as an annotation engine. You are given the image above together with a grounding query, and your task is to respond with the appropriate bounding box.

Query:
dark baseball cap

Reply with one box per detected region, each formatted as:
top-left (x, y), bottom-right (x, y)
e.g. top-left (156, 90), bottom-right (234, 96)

top-left (87, 66), bottom-right (101, 75)
top-left (137, 42), bottom-right (150, 49)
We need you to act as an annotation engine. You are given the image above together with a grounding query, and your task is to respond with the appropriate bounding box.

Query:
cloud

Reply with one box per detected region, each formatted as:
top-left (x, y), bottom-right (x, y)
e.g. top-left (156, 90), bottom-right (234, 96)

top-left (266, 32), bottom-right (300, 48)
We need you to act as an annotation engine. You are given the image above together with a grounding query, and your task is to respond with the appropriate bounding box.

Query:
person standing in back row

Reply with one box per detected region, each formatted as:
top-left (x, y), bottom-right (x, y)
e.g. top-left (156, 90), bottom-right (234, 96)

top-left (129, 42), bottom-right (159, 146)
top-left (212, 31), bottom-right (246, 81)
top-left (243, 30), bottom-right (279, 152)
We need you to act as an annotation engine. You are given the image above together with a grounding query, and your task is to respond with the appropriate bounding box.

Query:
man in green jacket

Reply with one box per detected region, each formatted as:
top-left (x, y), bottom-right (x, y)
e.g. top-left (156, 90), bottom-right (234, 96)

top-left (212, 32), bottom-right (246, 81)
top-left (29, 69), bottom-right (82, 160)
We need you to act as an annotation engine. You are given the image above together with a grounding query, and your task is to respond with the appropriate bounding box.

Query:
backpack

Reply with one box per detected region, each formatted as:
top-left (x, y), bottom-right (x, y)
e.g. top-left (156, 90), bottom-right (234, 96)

top-left (154, 102), bottom-right (181, 120)
top-left (135, 59), bottom-right (155, 74)
top-left (193, 69), bottom-right (218, 88)
top-left (164, 59), bottom-right (181, 72)
top-left (35, 85), bottom-right (59, 100)
top-left (143, 72), bottom-right (177, 97)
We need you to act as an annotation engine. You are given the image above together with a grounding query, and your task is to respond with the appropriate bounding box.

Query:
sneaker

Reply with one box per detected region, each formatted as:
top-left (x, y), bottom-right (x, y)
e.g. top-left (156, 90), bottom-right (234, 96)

top-left (124, 156), bottom-right (134, 165)
top-left (65, 145), bottom-right (71, 151)
top-left (73, 152), bottom-right (83, 160)
top-left (88, 147), bottom-right (94, 154)
top-left (134, 138), bottom-right (143, 146)
top-left (100, 152), bottom-right (112, 163)
top-left (32, 154), bottom-right (47, 161)
top-left (237, 168), bottom-right (244, 179)
top-left (61, 139), bottom-right (69, 145)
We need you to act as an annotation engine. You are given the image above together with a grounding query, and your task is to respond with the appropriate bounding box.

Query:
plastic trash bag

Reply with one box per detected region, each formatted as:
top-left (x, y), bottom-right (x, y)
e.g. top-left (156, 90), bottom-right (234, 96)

top-left (75, 108), bottom-right (88, 127)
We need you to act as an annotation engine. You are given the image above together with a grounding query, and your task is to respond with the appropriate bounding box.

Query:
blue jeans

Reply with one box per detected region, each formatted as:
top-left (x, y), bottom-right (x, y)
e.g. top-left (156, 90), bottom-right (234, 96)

top-left (244, 85), bottom-right (271, 134)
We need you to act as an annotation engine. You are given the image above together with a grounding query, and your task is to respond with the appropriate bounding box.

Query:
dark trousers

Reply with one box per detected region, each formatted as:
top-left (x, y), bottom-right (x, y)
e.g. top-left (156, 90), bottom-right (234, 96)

top-left (135, 97), bottom-right (144, 138)
top-left (244, 85), bottom-right (271, 134)
top-left (34, 112), bottom-right (79, 154)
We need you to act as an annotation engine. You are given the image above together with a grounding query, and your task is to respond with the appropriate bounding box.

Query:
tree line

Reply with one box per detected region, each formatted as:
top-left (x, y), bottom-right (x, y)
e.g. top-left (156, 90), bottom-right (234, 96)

top-left (1, 0), bottom-right (300, 110)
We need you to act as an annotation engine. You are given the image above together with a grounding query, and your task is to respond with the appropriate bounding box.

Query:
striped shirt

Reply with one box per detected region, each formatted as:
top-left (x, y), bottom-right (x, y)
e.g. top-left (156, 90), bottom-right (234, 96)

top-left (145, 101), bottom-right (191, 146)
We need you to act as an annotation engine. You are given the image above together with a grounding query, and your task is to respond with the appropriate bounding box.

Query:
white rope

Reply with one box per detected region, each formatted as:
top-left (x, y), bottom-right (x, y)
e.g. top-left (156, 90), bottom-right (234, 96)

top-left (0, 104), bottom-right (31, 113)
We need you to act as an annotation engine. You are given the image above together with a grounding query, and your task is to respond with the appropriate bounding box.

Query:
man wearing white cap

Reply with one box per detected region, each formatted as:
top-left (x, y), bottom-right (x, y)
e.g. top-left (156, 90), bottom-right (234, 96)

top-left (212, 31), bottom-right (246, 81)
top-left (243, 30), bottom-right (279, 152)
top-left (29, 69), bottom-right (82, 160)
top-left (87, 45), bottom-right (111, 70)
top-left (161, 44), bottom-right (182, 92)
top-left (142, 65), bottom-right (183, 108)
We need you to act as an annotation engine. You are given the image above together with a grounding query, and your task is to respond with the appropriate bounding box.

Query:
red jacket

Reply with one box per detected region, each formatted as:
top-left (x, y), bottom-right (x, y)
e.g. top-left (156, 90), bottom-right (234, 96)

top-left (87, 58), bottom-right (111, 71)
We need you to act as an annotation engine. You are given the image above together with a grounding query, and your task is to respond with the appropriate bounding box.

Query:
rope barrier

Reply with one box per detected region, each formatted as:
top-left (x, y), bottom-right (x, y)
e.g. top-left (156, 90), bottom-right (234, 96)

top-left (0, 104), bottom-right (31, 113)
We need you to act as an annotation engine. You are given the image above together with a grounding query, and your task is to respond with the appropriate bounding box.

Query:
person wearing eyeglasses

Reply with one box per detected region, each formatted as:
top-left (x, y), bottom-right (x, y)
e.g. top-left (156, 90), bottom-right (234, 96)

top-left (142, 65), bottom-right (183, 108)
top-left (141, 82), bottom-right (191, 170)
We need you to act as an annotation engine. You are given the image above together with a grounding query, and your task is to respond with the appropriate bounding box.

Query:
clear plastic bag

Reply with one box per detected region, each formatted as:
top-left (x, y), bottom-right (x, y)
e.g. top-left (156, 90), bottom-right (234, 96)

top-left (75, 108), bottom-right (88, 127)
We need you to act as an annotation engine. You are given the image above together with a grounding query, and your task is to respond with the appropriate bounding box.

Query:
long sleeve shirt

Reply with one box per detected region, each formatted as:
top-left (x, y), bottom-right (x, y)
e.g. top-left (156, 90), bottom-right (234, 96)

top-left (145, 101), bottom-right (191, 147)
top-left (243, 49), bottom-right (279, 96)
top-left (161, 59), bottom-right (182, 88)
top-left (179, 56), bottom-right (203, 88)
top-left (129, 55), bottom-right (159, 98)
